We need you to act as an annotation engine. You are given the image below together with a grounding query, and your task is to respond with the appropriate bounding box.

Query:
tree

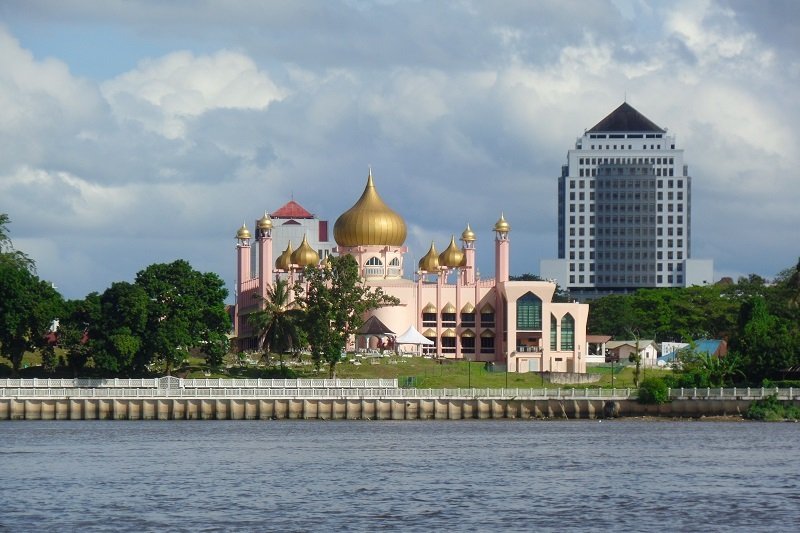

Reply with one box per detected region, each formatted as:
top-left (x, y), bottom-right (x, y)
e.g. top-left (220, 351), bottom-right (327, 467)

top-left (295, 255), bottom-right (399, 377)
top-left (731, 296), bottom-right (799, 382)
top-left (88, 283), bottom-right (149, 374)
top-left (249, 278), bottom-right (301, 368)
top-left (60, 294), bottom-right (100, 375)
top-left (0, 261), bottom-right (63, 375)
top-left (0, 213), bottom-right (35, 273)
top-left (135, 260), bottom-right (229, 375)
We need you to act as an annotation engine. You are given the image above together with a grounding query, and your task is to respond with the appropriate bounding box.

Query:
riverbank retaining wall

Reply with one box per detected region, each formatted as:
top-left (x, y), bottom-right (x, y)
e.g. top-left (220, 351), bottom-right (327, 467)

top-left (2, 396), bottom-right (795, 420)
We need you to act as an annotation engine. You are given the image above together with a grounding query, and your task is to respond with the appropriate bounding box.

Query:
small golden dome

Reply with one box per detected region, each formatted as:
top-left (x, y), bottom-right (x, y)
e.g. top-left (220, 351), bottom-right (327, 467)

top-left (418, 242), bottom-right (440, 273)
top-left (442, 302), bottom-right (456, 314)
top-left (461, 328), bottom-right (475, 338)
top-left (461, 302), bottom-right (475, 314)
top-left (439, 236), bottom-right (464, 268)
top-left (275, 242), bottom-right (293, 271)
top-left (461, 223), bottom-right (476, 242)
top-left (236, 223), bottom-right (251, 240)
top-left (291, 235), bottom-right (320, 267)
top-left (422, 328), bottom-right (437, 338)
top-left (441, 328), bottom-right (456, 338)
top-left (333, 168), bottom-right (407, 247)
top-left (257, 211), bottom-right (273, 230)
top-left (494, 213), bottom-right (510, 233)
top-left (422, 302), bottom-right (437, 314)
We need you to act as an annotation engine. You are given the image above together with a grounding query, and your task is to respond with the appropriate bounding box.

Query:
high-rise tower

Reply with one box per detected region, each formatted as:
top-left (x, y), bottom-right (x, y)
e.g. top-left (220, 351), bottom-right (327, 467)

top-left (540, 102), bottom-right (713, 299)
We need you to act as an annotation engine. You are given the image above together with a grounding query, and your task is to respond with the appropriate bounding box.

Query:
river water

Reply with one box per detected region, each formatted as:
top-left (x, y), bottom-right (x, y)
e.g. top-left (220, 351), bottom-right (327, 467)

top-left (1, 420), bottom-right (798, 532)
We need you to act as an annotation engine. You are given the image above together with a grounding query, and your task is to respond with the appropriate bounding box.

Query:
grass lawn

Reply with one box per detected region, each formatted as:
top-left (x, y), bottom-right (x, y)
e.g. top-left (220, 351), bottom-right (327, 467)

top-left (4, 350), bottom-right (673, 390)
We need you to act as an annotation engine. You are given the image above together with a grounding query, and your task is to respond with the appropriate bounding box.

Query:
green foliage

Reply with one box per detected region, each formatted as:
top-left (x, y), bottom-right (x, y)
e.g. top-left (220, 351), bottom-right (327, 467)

top-left (638, 377), bottom-right (670, 404)
top-left (731, 296), bottom-right (799, 382)
top-left (295, 255), bottom-right (400, 378)
top-left (0, 213), bottom-right (35, 273)
top-left (674, 348), bottom-right (745, 387)
top-left (745, 395), bottom-right (800, 421)
top-left (588, 262), bottom-right (800, 385)
top-left (0, 260), bottom-right (63, 374)
top-left (135, 260), bottom-right (230, 374)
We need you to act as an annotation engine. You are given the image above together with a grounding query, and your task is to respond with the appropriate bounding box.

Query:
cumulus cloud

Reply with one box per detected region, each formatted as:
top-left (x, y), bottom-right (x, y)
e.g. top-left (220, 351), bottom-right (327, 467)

top-left (101, 50), bottom-right (285, 139)
top-left (0, 1), bottom-right (797, 299)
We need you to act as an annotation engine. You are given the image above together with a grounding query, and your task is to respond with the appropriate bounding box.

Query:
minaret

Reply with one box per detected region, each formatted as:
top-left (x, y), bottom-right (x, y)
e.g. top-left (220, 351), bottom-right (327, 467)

top-left (256, 212), bottom-right (273, 301)
top-left (235, 222), bottom-right (252, 338)
top-left (461, 224), bottom-right (476, 285)
top-left (493, 213), bottom-right (511, 363)
top-left (494, 213), bottom-right (510, 283)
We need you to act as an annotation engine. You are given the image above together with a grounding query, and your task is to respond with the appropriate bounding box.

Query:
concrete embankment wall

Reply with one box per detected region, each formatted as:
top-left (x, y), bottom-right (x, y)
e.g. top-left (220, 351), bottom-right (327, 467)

top-left (2, 397), bottom-right (794, 420)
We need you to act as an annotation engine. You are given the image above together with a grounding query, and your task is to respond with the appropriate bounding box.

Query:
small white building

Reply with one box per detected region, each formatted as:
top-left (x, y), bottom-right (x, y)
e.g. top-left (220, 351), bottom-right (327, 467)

top-left (606, 339), bottom-right (659, 368)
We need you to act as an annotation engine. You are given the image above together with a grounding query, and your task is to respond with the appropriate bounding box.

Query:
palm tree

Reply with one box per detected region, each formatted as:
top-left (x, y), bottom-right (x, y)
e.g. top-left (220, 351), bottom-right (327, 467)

top-left (249, 278), bottom-right (301, 368)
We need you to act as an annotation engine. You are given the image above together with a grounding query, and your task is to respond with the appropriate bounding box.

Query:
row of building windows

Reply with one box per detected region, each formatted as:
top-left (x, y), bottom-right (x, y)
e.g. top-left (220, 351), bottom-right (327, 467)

top-left (576, 203), bottom-right (684, 214)
top-left (579, 156), bottom-right (674, 165)
top-left (580, 167), bottom-right (675, 177)
top-left (569, 238), bottom-right (687, 250)
top-left (422, 311), bottom-right (494, 328)
top-left (568, 274), bottom-right (685, 285)
top-left (587, 133), bottom-right (664, 139)
top-left (569, 179), bottom-right (684, 189)
top-left (588, 144), bottom-right (667, 150)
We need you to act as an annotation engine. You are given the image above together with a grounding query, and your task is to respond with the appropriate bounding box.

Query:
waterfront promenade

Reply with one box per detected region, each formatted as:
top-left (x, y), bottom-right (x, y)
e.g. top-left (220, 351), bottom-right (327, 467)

top-left (1, 377), bottom-right (797, 420)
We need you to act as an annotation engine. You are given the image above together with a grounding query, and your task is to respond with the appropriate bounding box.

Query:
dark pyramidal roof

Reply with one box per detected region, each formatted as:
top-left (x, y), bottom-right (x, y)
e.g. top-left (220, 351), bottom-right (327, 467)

top-left (357, 315), bottom-right (395, 336)
top-left (588, 102), bottom-right (665, 133)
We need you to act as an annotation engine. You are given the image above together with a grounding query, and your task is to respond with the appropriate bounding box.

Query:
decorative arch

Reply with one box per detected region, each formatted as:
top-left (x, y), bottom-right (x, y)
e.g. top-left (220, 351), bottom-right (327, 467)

top-left (550, 314), bottom-right (557, 350)
top-left (516, 292), bottom-right (542, 330)
top-left (389, 257), bottom-right (400, 266)
top-left (366, 256), bottom-right (383, 266)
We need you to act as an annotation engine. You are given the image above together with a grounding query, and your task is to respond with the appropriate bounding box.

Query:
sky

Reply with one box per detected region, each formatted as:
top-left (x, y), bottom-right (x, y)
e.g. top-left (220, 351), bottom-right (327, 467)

top-left (1, 0), bottom-right (798, 301)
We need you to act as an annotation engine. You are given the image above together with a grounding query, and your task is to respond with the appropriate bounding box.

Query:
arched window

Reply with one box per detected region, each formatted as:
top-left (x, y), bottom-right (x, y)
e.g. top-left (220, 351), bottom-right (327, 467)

top-left (550, 314), bottom-right (557, 350)
top-left (561, 314), bottom-right (574, 351)
top-left (366, 257), bottom-right (383, 266)
top-left (389, 257), bottom-right (400, 266)
top-left (516, 292), bottom-right (542, 330)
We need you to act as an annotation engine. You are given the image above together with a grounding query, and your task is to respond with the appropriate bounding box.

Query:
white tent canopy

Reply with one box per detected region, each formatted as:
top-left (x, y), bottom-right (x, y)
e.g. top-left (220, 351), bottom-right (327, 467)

top-left (395, 325), bottom-right (434, 355)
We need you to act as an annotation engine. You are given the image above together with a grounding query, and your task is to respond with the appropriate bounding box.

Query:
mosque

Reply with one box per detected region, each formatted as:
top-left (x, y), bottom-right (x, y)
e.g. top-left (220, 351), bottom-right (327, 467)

top-left (233, 170), bottom-right (589, 373)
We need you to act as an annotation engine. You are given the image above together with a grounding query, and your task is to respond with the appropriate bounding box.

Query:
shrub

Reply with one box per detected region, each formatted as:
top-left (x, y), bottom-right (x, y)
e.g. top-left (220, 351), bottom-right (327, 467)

top-left (638, 377), bottom-right (670, 404)
top-left (746, 395), bottom-right (800, 421)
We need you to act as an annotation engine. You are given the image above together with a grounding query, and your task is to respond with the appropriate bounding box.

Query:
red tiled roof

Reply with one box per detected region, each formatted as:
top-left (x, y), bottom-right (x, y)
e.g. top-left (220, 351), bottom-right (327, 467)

top-left (271, 200), bottom-right (313, 219)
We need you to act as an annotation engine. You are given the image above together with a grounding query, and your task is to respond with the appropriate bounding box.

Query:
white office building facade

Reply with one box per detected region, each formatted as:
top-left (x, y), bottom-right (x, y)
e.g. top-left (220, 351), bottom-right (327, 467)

top-left (540, 103), bottom-right (713, 298)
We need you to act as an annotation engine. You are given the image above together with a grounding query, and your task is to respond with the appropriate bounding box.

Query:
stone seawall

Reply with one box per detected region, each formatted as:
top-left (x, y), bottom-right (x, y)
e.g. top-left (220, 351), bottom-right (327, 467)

top-left (2, 397), bottom-right (793, 420)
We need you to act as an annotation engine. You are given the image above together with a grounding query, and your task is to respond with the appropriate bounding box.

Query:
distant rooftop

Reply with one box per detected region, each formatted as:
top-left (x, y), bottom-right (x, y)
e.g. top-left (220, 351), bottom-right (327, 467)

top-left (272, 200), bottom-right (314, 219)
top-left (587, 102), bottom-right (665, 133)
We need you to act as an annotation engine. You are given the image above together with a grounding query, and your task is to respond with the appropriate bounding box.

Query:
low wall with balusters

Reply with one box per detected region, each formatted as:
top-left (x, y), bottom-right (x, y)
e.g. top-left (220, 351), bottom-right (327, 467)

top-left (0, 380), bottom-right (797, 420)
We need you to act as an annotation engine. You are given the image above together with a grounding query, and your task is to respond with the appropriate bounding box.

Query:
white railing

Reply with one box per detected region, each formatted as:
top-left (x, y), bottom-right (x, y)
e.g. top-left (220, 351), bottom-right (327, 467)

top-left (0, 384), bottom-right (795, 401)
top-left (0, 387), bottom-right (634, 399)
top-left (0, 377), bottom-right (398, 390)
top-left (667, 387), bottom-right (796, 400)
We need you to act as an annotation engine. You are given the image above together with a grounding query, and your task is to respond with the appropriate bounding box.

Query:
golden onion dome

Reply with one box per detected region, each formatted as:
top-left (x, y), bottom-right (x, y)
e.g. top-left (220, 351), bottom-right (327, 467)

top-left (418, 242), bottom-right (440, 273)
top-left (291, 235), bottom-right (320, 267)
top-left (438, 236), bottom-right (464, 268)
top-left (461, 223), bottom-right (476, 242)
top-left (236, 222), bottom-right (251, 240)
top-left (333, 168), bottom-right (407, 247)
top-left (494, 213), bottom-right (510, 233)
top-left (257, 211), bottom-right (273, 230)
top-left (275, 242), bottom-right (294, 271)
